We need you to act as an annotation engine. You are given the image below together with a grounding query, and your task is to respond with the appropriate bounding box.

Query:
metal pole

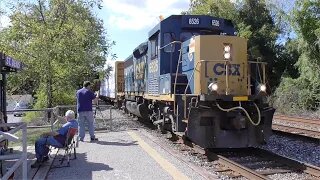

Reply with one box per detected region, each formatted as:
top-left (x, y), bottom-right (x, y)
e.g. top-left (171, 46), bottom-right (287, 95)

top-left (22, 123), bottom-right (27, 180)
top-left (110, 107), bottom-right (112, 131)
top-left (1, 73), bottom-right (7, 123)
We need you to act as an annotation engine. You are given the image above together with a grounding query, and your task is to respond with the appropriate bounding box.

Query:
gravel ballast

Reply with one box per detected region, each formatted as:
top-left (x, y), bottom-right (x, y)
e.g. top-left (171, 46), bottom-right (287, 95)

top-left (97, 108), bottom-right (320, 179)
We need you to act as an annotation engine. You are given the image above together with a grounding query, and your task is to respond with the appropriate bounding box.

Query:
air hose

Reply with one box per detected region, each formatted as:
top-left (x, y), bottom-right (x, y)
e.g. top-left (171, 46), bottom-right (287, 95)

top-left (215, 102), bottom-right (261, 126)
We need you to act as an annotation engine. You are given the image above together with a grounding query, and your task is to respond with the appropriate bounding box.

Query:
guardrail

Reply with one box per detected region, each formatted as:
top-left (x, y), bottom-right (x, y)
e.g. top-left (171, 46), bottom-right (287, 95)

top-left (0, 122), bottom-right (27, 180)
top-left (54, 104), bottom-right (117, 130)
top-left (6, 104), bottom-right (121, 130)
top-left (1, 104), bottom-right (129, 179)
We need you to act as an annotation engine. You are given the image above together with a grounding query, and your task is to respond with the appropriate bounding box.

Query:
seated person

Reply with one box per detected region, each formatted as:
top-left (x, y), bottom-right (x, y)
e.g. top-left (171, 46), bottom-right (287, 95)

top-left (31, 110), bottom-right (78, 168)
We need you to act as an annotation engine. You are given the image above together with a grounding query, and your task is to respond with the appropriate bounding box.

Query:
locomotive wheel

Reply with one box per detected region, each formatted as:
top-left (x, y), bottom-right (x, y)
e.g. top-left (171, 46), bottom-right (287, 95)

top-left (159, 117), bottom-right (167, 134)
top-left (159, 124), bottom-right (166, 134)
top-left (169, 115), bottom-right (176, 132)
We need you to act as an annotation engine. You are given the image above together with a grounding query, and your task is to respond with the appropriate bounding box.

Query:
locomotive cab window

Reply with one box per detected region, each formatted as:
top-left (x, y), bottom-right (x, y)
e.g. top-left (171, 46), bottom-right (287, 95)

top-left (180, 32), bottom-right (199, 42)
top-left (180, 30), bottom-right (222, 42)
top-left (150, 34), bottom-right (159, 59)
top-left (163, 33), bottom-right (176, 53)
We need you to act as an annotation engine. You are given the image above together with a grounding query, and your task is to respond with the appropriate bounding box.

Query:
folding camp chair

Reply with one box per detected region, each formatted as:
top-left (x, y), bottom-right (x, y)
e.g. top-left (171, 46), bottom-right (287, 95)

top-left (52, 127), bottom-right (78, 168)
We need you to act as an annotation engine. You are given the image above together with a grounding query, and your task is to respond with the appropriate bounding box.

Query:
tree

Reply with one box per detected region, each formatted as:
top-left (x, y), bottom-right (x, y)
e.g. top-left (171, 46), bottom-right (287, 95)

top-left (0, 0), bottom-right (114, 108)
top-left (187, 0), bottom-right (282, 90)
top-left (274, 0), bottom-right (320, 112)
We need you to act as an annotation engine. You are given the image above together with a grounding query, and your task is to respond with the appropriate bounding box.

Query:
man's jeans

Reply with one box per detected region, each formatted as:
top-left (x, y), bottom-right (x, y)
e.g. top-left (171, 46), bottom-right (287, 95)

top-left (78, 111), bottom-right (95, 140)
top-left (35, 136), bottom-right (63, 160)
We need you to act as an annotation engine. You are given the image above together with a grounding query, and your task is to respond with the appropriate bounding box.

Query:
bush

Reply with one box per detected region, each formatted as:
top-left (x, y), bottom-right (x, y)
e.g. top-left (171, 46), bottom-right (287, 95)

top-left (23, 88), bottom-right (76, 124)
top-left (272, 77), bottom-right (319, 114)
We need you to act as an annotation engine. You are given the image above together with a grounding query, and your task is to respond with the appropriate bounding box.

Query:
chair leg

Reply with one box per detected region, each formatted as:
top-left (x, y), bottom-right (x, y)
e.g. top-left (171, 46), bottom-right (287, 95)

top-left (74, 146), bottom-right (77, 159)
top-left (67, 152), bottom-right (70, 167)
top-left (60, 149), bottom-right (67, 165)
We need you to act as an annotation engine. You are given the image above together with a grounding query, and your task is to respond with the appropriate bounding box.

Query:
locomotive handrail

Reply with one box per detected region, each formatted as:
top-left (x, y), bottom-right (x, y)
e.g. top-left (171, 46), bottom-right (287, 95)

top-left (160, 40), bottom-right (183, 115)
top-left (247, 61), bottom-right (266, 92)
top-left (248, 61), bottom-right (267, 64)
top-left (159, 41), bottom-right (182, 50)
top-left (183, 59), bottom-right (230, 119)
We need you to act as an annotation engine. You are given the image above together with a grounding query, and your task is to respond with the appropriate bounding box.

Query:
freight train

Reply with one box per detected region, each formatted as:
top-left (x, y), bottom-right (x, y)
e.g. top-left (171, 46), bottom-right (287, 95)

top-left (100, 15), bottom-right (275, 148)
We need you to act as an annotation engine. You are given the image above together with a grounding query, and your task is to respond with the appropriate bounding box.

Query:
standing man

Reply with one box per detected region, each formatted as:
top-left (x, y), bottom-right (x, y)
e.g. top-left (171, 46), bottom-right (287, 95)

top-left (77, 81), bottom-right (99, 142)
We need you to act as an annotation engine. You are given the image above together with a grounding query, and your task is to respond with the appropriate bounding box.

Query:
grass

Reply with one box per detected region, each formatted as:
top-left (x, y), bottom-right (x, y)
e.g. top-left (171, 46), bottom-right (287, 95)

top-left (9, 127), bottom-right (53, 147)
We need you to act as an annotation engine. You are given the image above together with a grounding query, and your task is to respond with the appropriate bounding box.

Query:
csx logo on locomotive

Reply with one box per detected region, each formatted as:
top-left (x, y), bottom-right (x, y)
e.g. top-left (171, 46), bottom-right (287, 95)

top-left (149, 59), bottom-right (158, 73)
top-left (213, 63), bottom-right (240, 76)
top-left (135, 61), bottom-right (145, 80)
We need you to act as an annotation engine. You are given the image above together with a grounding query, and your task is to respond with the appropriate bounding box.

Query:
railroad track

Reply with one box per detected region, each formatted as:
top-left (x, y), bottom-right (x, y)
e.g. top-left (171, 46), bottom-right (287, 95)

top-left (272, 115), bottom-right (320, 139)
top-left (272, 123), bottom-right (320, 139)
top-left (178, 134), bottom-right (320, 179)
top-left (208, 148), bottom-right (320, 179)
top-left (273, 115), bottom-right (320, 125)
top-left (131, 114), bottom-right (320, 180)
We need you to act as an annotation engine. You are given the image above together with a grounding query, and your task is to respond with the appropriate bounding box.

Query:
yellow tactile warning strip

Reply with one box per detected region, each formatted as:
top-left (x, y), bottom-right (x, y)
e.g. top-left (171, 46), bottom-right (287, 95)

top-left (127, 131), bottom-right (190, 180)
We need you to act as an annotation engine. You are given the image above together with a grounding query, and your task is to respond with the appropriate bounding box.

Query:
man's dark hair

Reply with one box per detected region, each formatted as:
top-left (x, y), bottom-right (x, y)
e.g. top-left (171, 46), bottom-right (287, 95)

top-left (83, 81), bottom-right (91, 88)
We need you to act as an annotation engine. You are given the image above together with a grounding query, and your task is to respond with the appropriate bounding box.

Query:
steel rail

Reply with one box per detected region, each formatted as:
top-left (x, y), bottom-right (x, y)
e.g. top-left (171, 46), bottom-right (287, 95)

top-left (255, 148), bottom-right (320, 178)
top-left (272, 123), bottom-right (320, 138)
top-left (273, 115), bottom-right (320, 125)
top-left (206, 153), bottom-right (270, 180)
top-left (177, 133), bottom-right (270, 179)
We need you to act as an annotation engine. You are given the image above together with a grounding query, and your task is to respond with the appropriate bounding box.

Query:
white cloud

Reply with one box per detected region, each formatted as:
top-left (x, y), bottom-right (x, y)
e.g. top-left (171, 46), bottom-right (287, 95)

top-left (0, 15), bottom-right (10, 30)
top-left (103, 0), bottom-right (189, 31)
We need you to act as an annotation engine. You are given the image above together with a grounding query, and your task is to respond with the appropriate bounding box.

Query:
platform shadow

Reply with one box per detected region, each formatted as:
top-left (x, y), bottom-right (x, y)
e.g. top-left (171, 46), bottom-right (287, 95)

top-left (94, 140), bottom-right (138, 146)
top-left (47, 152), bottom-right (113, 180)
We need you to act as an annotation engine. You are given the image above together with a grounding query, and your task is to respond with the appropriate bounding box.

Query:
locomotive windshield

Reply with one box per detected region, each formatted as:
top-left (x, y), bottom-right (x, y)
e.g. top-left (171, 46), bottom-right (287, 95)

top-left (180, 30), bottom-right (225, 42)
top-left (180, 32), bottom-right (200, 42)
top-left (163, 32), bottom-right (176, 52)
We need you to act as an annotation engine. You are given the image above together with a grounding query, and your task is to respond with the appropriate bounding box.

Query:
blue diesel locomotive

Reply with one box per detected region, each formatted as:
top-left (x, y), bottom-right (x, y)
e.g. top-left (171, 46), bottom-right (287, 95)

top-left (117, 15), bottom-right (275, 148)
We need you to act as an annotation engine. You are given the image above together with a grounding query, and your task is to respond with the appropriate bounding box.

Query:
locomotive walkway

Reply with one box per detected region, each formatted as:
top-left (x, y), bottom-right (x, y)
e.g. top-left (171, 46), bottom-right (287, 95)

top-left (14, 129), bottom-right (212, 180)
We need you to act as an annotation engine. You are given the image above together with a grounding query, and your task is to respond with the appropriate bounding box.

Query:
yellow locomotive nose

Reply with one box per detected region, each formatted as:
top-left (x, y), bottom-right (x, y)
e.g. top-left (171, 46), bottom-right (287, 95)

top-left (184, 35), bottom-right (248, 96)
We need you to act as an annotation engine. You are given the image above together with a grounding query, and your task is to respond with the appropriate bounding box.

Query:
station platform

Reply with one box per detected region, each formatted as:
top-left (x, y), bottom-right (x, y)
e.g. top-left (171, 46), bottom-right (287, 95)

top-left (40, 129), bottom-right (210, 180)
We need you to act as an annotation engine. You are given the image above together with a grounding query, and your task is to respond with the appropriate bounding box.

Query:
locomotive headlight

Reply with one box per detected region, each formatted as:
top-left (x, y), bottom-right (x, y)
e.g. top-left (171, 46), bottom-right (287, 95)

top-left (224, 45), bottom-right (231, 52)
top-left (208, 82), bottom-right (218, 91)
top-left (224, 52), bottom-right (231, 59)
top-left (223, 44), bottom-right (231, 60)
top-left (259, 84), bottom-right (267, 92)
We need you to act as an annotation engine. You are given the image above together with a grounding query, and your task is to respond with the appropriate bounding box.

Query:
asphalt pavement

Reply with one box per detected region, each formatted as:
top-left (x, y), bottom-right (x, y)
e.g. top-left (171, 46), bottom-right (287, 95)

top-left (46, 130), bottom-right (207, 180)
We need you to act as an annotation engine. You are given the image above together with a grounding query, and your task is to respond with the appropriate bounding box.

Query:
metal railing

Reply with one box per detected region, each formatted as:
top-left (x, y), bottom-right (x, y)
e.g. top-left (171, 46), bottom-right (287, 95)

top-left (7, 104), bottom-right (126, 132)
top-left (0, 122), bottom-right (27, 180)
top-left (53, 104), bottom-right (125, 131)
top-left (0, 104), bottom-right (131, 179)
top-left (160, 41), bottom-right (182, 115)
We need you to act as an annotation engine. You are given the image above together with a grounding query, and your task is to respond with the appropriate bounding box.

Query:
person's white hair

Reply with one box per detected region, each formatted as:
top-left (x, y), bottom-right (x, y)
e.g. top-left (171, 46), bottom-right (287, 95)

top-left (65, 110), bottom-right (75, 119)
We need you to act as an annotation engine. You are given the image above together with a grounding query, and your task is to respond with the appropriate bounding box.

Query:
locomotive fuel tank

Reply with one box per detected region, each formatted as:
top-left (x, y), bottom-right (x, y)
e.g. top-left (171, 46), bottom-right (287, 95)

top-left (125, 101), bottom-right (149, 119)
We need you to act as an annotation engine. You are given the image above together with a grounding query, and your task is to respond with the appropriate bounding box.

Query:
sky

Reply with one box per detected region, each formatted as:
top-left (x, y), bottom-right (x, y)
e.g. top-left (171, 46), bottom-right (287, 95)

top-left (0, 0), bottom-right (295, 64)
top-left (99, 0), bottom-right (190, 62)
top-left (0, 0), bottom-right (190, 62)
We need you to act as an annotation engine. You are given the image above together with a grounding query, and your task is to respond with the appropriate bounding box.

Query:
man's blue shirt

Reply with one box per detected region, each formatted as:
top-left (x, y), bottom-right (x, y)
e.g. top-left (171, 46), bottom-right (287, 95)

top-left (57, 119), bottom-right (78, 136)
top-left (76, 87), bottom-right (96, 112)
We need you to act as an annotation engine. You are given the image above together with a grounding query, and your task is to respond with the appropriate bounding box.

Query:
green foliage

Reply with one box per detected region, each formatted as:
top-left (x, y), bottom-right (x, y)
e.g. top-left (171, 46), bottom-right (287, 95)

top-left (9, 128), bottom-right (51, 146)
top-left (187, 0), bottom-right (287, 91)
top-left (0, 0), bottom-right (114, 108)
top-left (273, 0), bottom-right (320, 112)
top-left (273, 77), bottom-right (318, 113)
top-left (187, 0), bottom-right (320, 112)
